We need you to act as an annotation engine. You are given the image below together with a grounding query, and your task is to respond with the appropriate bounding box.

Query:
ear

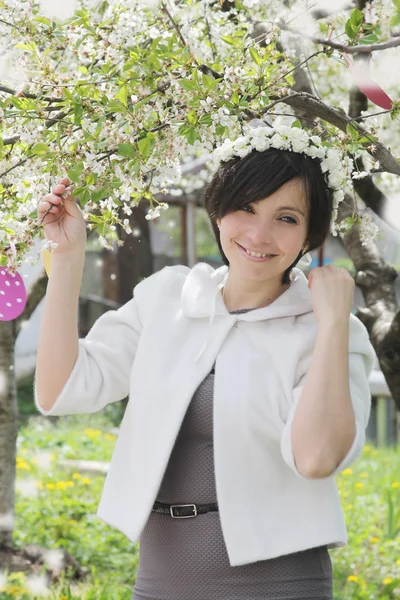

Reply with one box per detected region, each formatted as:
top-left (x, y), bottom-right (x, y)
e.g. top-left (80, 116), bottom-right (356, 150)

top-left (216, 219), bottom-right (221, 230)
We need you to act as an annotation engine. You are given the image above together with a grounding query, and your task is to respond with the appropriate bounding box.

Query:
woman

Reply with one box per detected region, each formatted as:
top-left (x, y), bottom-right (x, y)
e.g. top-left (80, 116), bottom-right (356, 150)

top-left (35, 125), bottom-right (376, 600)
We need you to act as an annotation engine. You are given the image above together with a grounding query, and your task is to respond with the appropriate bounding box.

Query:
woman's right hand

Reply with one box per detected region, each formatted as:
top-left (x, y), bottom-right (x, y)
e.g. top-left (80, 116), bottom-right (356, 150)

top-left (38, 177), bottom-right (87, 255)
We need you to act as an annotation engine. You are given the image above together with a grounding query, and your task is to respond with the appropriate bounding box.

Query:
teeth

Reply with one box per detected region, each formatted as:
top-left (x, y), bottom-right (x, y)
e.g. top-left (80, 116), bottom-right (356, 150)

top-left (245, 249), bottom-right (272, 258)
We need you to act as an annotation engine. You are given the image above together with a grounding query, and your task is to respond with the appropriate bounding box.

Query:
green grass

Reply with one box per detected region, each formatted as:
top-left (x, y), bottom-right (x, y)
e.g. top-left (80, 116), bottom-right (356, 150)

top-left (1, 378), bottom-right (399, 598)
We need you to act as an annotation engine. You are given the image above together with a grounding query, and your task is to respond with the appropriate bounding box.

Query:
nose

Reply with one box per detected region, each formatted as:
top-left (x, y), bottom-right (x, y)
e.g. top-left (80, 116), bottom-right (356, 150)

top-left (247, 219), bottom-right (271, 248)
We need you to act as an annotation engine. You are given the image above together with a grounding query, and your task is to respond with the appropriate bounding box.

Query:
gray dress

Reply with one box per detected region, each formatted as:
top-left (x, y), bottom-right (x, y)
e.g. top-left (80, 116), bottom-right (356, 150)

top-left (132, 309), bottom-right (333, 600)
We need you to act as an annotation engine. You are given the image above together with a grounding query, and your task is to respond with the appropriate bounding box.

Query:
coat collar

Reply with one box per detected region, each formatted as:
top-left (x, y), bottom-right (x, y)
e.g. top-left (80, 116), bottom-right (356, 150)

top-left (181, 262), bottom-right (314, 363)
top-left (181, 262), bottom-right (313, 321)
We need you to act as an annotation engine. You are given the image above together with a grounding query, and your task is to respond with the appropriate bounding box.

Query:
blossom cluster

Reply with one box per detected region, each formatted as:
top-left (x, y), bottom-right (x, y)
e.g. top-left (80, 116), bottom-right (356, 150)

top-left (213, 124), bottom-right (350, 236)
top-left (0, 0), bottom-right (398, 271)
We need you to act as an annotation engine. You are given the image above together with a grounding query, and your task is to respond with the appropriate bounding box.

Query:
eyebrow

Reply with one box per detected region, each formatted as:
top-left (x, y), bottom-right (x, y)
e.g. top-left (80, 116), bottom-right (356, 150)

top-left (276, 205), bottom-right (306, 218)
top-left (253, 200), bottom-right (306, 218)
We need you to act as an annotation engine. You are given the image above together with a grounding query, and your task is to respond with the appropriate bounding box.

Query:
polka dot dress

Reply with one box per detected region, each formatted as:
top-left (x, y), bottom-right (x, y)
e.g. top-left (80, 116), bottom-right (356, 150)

top-left (132, 309), bottom-right (333, 600)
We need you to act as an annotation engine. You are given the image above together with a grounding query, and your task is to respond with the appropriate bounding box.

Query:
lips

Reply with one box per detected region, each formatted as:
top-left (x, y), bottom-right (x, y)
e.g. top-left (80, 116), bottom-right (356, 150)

top-left (236, 242), bottom-right (278, 262)
top-left (237, 243), bottom-right (276, 257)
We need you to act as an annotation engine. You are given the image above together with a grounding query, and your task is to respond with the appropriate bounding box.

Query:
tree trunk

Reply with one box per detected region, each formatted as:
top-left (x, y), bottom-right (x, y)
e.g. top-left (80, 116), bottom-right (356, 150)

top-left (252, 20), bottom-right (400, 409)
top-left (116, 199), bottom-right (153, 305)
top-left (0, 320), bottom-right (18, 550)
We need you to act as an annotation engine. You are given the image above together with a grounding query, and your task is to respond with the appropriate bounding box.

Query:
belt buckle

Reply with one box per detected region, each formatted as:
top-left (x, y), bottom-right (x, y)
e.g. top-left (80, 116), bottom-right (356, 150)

top-left (170, 504), bottom-right (197, 518)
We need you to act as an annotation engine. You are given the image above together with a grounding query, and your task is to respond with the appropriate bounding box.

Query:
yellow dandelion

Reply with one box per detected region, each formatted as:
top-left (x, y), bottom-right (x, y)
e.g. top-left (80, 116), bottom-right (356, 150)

top-left (72, 473), bottom-right (81, 479)
top-left (363, 445), bottom-right (371, 451)
top-left (347, 504), bottom-right (354, 510)
top-left (85, 428), bottom-right (101, 439)
top-left (370, 537), bottom-right (379, 543)
top-left (81, 477), bottom-right (91, 485)
top-left (343, 468), bottom-right (352, 476)
top-left (391, 482), bottom-right (400, 488)
top-left (46, 483), bottom-right (55, 490)
top-left (355, 482), bottom-right (364, 488)
top-left (383, 578), bottom-right (393, 585)
top-left (68, 519), bottom-right (78, 525)
top-left (347, 575), bottom-right (359, 582)
top-left (360, 472), bottom-right (368, 478)
top-left (35, 481), bottom-right (44, 489)
top-left (16, 461), bottom-right (31, 470)
top-left (65, 481), bottom-right (73, 487)
top-left (105, 433), bottom-right (116, 441)
top-left (396, 559), bottom-right (400, 565)
top-left (56, 481), bottom-right (67, 490)
top-left (7, 585), bottom-right (28, 596)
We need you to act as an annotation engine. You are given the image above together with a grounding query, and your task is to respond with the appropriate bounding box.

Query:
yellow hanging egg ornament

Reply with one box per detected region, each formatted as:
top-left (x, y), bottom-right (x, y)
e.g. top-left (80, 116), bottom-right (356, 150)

top-left (42, 248), bottom-right (52, 277)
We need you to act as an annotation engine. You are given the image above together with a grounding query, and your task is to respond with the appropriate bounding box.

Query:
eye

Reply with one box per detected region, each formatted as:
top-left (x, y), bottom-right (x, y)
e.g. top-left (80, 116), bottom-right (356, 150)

top-left (240, 205), bottom-right (254, 214)
top-left (280, 216), bottom-right (297, 224)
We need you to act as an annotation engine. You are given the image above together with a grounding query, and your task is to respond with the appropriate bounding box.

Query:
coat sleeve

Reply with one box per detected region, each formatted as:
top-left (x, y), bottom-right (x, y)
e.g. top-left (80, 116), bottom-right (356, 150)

top-left (280, 313), bottom-right (376, 479)
top-left (33, 294), bottom-right (143, 417)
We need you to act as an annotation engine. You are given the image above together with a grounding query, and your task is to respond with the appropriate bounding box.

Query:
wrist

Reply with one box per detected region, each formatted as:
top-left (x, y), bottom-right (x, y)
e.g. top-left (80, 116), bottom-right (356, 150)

top-left (318, 316), bottom-right (350, 332)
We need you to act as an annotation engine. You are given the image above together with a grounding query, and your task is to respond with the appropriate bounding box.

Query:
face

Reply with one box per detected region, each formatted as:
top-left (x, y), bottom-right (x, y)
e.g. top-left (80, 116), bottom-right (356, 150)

top-left (216, 178), bottom-right (308, 283)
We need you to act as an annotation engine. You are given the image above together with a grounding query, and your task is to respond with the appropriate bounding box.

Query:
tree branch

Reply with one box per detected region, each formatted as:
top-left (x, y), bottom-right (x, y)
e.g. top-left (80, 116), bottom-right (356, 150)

top-left (278, 21), bottom-right (400, 54)
top-left (261, 91), bottom-right (400, 176)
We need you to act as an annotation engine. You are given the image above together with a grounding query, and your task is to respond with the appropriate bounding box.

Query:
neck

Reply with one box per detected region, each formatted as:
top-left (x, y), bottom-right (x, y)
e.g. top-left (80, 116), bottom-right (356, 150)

top-left (222, 270), bottom-right (291, 312)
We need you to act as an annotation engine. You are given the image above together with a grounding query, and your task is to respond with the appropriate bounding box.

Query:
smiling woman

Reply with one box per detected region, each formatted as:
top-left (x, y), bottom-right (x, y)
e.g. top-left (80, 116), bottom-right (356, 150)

top-left (204, 148), bottom-right (332, 311)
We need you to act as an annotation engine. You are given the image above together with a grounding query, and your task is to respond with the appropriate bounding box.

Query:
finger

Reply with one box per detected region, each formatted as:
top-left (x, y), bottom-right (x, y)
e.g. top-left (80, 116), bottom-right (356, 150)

top-left (53, 183), bottom-right (66, 196)
top-left (38, 201), bottom-right (60, 214)
top-left (58, 177), bottom-right (70, 186)
top-left (43, 193), bottom-right (64, 205)
top-left (60, 185), bottom-right (73, 199)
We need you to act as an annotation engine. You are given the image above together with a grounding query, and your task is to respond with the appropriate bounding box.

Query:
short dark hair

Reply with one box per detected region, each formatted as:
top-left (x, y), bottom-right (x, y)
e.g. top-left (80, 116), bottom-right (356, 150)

top-left (203, 147), bottom-right (333, 284)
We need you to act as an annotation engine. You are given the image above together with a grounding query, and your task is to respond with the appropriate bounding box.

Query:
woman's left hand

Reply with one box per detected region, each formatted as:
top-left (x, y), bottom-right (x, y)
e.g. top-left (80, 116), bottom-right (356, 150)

top-left (307, 265), bottom-right (355, 325)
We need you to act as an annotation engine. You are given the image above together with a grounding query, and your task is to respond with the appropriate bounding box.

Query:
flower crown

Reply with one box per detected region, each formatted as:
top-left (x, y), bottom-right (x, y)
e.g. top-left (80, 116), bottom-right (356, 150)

top-left (212, 124), bottom-right (351, 237)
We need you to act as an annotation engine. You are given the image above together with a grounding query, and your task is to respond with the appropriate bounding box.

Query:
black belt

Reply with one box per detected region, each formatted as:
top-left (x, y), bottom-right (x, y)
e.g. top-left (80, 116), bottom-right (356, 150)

top-left (152, 501), bottom-right (218, 518)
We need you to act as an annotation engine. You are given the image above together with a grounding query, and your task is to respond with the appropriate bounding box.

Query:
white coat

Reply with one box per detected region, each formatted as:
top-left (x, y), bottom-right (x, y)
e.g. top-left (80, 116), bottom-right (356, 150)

top-left (34, 262), bottom-right (376, 567)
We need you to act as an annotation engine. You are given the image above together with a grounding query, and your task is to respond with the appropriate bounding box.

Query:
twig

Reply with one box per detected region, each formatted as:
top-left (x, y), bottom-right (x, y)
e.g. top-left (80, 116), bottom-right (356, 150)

top-left (161, 3), bottom-right (187, 48)
top-left (0, 83), bottom-right (63, 103)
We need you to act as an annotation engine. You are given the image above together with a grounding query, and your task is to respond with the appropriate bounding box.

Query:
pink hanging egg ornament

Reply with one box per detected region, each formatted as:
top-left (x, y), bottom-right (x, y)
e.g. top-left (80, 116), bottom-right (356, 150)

top-left (0, 267), bottom-right (28, 321)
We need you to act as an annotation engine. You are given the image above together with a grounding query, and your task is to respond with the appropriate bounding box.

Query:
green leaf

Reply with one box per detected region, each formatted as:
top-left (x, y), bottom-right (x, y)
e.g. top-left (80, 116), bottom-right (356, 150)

top-left (202, 74), bottom-right (219, 91)
top-left (186, 126), bottom-right (201, 145)
top-left (389, 12), bottom-right (400, 28)
top-left (178, 79), bottom-right (198, 92)
top-left (117, 143), bottom-right (136, 157)
top-left (350, 8), bottom-right (364, 28)
top-left (291, 120), bottom-right (302, 128)
top-left (392, 0), bottom-right (400, 10)
top-left (249, 47), bottom-right (262, 66)
top-left (33, 16), bottom-right (52, 26)
top-left (128, 158), bottom-right (141, 176)
top-left (187, 109), bottom-right (197, 124)
top-left (359, 33), bottom-right (379, 43)
top-left (105, 100), bottom-right (126, 113)
top-left (91, 186), bottom-right (110, 202)
top-left (74, 100), bottom-right (83, 126)
top-left (192, 69), bottom-right (200, 85)
top-left (136, 132), bottom-right (155, 160)
top-left (221, 35), bottom-right (237, 46)
top-left (15, 42), bottom-right (36, 53)
top-left (345, 20), bottom-right (357, 39)
top-left (199, 114), bottom-right (212, 126)
top-left (67, 161), bottom-right (84, 183)
top-left (346, 123), bottom-right (359, 140)
top-left (31, 143), bottom-right (50, 156)
top-left (231, 91), bottom-right (240, 105)
top-left (116, 84), bottom-right (128, 107)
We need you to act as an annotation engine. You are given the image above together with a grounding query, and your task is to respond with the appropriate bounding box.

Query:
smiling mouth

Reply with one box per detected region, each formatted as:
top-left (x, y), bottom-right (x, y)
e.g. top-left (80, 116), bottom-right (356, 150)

top-left (236, 243), bottom-right (277, 259)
